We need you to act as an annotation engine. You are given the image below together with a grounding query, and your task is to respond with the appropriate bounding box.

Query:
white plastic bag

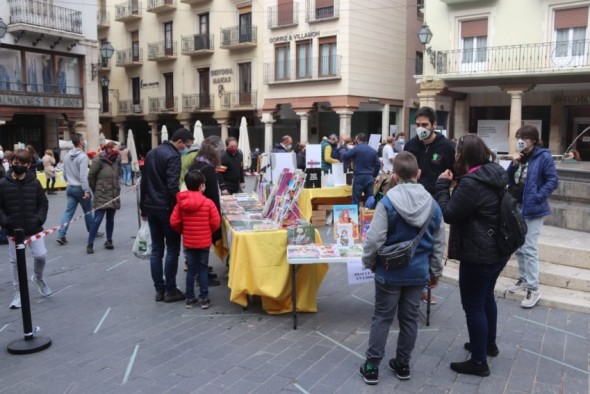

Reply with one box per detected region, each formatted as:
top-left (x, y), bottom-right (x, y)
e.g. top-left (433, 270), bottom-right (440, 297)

top-left (133, 220), bottom-right (151, 260)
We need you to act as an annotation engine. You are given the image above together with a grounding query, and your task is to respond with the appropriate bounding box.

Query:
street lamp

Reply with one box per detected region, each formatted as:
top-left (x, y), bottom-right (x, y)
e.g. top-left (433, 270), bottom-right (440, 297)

top-left (417, 24), bottom-right (436, 68)
top-left (101, 76), bottom-right (109, 88)
top-left (0, 18), bottom-right (7, 40)
top-left (91, 42), bottom-right (115, 80)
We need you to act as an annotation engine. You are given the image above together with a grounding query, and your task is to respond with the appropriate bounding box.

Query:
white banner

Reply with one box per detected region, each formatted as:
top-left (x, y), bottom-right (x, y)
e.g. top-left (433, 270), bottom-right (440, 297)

top-left (477, 120), bottom-right (509, 153)
top-left (347, 259), bottom-right (375, 284)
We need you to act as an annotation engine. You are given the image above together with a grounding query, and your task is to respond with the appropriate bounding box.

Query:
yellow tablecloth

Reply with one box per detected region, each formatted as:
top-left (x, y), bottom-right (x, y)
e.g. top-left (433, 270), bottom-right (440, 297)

top-left (298, 185), bottom-right (353, 221)
top-left (36, 172), bottom-right (67, 189)
top-left (224, 220), bottom-right (328, 314)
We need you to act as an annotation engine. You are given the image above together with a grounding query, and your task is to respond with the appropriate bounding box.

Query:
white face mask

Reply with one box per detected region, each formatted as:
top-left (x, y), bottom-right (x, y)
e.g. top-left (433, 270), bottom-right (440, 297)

top-left (516, 139), bottom-right (527, 152)
top-left (0, 151), bottom-right (4, 160)
top-left (416, 127), bottom-right (432, 141)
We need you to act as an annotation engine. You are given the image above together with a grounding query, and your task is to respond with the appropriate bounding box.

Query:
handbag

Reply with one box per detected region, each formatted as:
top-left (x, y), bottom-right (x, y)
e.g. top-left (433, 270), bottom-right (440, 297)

top-left (377, 199), bottom-right (435, 270)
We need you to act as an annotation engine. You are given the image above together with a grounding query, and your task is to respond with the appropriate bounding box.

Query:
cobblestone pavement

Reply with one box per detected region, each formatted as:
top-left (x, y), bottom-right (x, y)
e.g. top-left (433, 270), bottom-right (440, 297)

top-left (0, 184), bottom-right (588, 394)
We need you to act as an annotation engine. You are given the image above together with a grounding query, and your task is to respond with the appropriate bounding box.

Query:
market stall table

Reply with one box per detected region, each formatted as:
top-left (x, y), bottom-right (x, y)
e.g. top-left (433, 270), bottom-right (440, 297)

top-left (297, 185), bottom-right (353, 221)
top-left (36, 172), bottom-right (67, 190)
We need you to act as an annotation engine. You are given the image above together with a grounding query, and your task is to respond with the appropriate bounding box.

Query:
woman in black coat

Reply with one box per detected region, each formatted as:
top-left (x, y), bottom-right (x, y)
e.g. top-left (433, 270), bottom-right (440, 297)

top-left (435, 134), bottom-right (510, 377)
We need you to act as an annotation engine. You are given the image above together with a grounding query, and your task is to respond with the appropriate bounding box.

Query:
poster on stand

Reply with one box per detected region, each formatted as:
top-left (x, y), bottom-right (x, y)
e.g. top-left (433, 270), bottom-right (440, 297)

top-left (477, 120), bottom-right (509, 153)
top-left (368, 134), bottom-right (382, 151)
top-left (305, 144), bottom-right (322, 169)
top-left (270, 152), bottom-right (296, 183)
top-left (331, 163), bottom-right (346, 186)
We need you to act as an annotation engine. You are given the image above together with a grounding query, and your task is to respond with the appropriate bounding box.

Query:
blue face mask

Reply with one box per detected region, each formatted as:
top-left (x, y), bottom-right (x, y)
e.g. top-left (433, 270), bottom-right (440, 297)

top-left (286, 144), bottom-right (292, 151)
top-left (180, 148), bottom-right (189, 155)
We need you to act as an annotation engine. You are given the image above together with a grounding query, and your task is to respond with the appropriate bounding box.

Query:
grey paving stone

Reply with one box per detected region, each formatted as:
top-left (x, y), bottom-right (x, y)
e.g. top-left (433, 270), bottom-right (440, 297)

top-left (532, 383), bottom-right (564, 394)
top-left (505, 368), bottom-right (535, 393)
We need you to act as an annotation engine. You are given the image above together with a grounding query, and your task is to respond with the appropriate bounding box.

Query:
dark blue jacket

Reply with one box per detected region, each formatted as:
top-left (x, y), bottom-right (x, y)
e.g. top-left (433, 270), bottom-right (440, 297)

top-left (507, 147), bottom-right (558, 219)
top-left (140, 141), bottom-right (181, 214)
top-left (341, 143), bottom-right (381, 177)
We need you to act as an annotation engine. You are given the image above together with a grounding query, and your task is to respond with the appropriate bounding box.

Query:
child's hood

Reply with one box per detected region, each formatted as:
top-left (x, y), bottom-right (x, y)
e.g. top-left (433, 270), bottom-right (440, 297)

top-left (176, 191), bottom-right (207, 212)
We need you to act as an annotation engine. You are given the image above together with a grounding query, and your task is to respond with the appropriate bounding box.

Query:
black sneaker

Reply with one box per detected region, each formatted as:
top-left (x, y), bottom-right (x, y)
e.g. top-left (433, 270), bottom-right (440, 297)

top-left (208, 272), bottom-right (218, 280)
top-left (464, 342), bottom-right (500, 357)
top-left (155, 290), bottom-right (165, 302)
top-left (104, 240), bottom-right (114, 250)
top-left (388, 358), bottom-right (411, 380)
top-left (56, 236), bottom-right (68, 245)
top-left (185, 298), bottom-right (198, 308)
top-left (199, 298), bottom-right (211, 309)
top-left (164, 289), bottom-right (185, 303)
top-left (86, 244), bottom-right (94, 254)
top-left (359, 361), bottom-right (378, 385)
top-left (450, 360), bottom-right (490, 377)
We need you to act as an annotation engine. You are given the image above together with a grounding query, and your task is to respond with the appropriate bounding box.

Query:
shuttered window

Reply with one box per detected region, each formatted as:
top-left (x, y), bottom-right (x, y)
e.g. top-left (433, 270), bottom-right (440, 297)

top-left (461, 18), bottom-right (488, 38)
top-left (555, 7), bottom-right (588, 29)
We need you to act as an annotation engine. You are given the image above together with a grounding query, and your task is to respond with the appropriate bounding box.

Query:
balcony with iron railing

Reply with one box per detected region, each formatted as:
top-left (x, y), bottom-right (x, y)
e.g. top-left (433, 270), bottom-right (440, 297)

top-left (0, 82), bottom-right (84, 108)
top-left (220, 91), bottom-right (257, 109)
top-left (182, 94), bottom-right (214, 111)
top-left (264, 56), bottom-right (342, 84)
top-left (220, 25), bottom-right (257, 49)
top-left (116, 48), bottom-right (143, 67)
top-left (432, 39), bottom-right (590, 79)
top-left (148, 41), bottom-right (177, 61)
top-left (268, 3), bottom-right (299, 29)
top-left (181, 34), bottom-right (214, 56)
top-left (115, 1), bottom-right (142, 22)
top-left (180, 0), bottom-right (211, 4)
top-left (149, 96), bottom-right (178, 113)
top-left (97, 11), bottom-right (110, 29)
top-left (7, 0), bottom-right (83, 39)
top-left (147, 0), bottom-right (176, 14)
top-left (306, 0), bottom-right (339, 23)
top-left (119, 99), bottom-right (144, 115)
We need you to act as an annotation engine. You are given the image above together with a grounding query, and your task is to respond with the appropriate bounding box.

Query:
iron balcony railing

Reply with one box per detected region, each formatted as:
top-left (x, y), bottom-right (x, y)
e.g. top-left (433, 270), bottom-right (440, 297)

top-left (0, 82), bottom-right (82, 96)
top-left (181, 34), bottom-right (214, 54)
top-left (433, 39), bottom-right (590, 76)
top-left (8, 0), bottom-right (82, 34)
top-left (306, 0), bottom-right (339, 22)
top-left (148, 41), bottom-right (177, 60)
top-left (119, 99), bottom-right (144, 115)
top-left (116, 48), bottom-right (143, 66)
top-left (115, 0), bottom-right (142, 20)
top-left (97, 11), bottom-right (110, 27)
top-left (268, 3), bottom-right (299, 29)
top-left (220, 25), bottom-right (257, 47)
top-left (264, 56), bottom-right (342, 84)
top-left (182, 94), bottom-right (214, 111)
top-left (149, 96), bottom-right (178, 113)
top-left (147, 0), bottom-right (176, 12)
top-left (220, 91), bottom-right (257, 109)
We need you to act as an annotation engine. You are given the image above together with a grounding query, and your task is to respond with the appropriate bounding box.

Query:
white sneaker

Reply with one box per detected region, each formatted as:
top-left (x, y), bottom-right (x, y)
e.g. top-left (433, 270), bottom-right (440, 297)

top-left (507, 279), bottom-right (527, 294)
top-left (30, 275), bottom-right (52, 297)
top-left (9, 292), bottom-right (21, 309)
top-left (521, 289), bottom-right (541, 308)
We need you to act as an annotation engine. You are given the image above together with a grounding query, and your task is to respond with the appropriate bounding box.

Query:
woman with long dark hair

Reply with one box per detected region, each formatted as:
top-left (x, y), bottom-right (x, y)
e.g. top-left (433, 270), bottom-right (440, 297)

top-left (435, 134), bottom-right (510, 377)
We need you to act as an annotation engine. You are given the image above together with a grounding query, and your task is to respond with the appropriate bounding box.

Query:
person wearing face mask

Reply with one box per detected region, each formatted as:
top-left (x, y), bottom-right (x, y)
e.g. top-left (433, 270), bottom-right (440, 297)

top-left (506, 125), bottom-right (558, 308)
top-left (393, 133), bottom-right (406, 153)
top-left (86, 142), bottom-right (121, 254)
top-left (57, 133), bottom-right (104, 246)
top-left (272, 135), bottom-right (293, 153)
top-left (404, 106), bottom-right (455, 305)
top-left (321, 134), bottom-right (340, 173)
top-left (220, 137), bottom-right (245, 194)
top-left (0, 149), bottom-right (51, 309)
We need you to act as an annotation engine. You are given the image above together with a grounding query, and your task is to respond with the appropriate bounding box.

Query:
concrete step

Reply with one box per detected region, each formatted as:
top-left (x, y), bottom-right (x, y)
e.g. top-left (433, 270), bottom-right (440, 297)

top-left (537, 225), bottom-right (589, 269)
top-left (503, 259), bottom-right (590, 293)
top-left (441, 260), bottom-right (590, 314)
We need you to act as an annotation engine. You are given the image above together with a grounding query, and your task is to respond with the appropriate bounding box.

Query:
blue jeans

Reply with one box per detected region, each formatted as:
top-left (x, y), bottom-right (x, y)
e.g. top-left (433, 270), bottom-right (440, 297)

top-left (122, 163), bottom-right (132, 185)
top-left (58, 186), bottom-right (93, 237)
top-left (147, 209), bottom-right (181, 293)
top-left (88, 208), bottom-right (115, 245)
top-left (515, 216), bottom-right (544, 291)
top-left (366, 283), bottom-right (422, 366)
top-left (185, 248), bottom-right (210, 300)
top-left (459, 260), bottom-right (507, 363)
top-left (352, 174), bottom-right (375, 205)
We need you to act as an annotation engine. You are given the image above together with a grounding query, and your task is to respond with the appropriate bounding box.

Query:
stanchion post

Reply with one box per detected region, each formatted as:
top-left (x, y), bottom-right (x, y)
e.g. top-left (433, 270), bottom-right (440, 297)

top-left (7, 229), bottom-right (52, 355)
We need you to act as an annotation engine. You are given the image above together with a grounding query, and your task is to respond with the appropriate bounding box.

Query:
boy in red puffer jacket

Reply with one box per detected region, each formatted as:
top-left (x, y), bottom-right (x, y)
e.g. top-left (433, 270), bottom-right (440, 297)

top-left (171, 170), bottom-right (221, 309)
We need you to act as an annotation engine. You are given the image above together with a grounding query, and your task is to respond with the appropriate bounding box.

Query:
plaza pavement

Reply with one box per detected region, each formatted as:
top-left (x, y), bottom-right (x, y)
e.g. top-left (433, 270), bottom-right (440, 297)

top-left (0, 181), bottom-right (589, 394)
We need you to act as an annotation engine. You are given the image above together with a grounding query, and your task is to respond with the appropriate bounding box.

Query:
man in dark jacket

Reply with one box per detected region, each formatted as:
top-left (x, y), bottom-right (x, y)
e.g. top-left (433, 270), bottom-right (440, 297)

top-left (140, 128), bottom-right (193, 303)
top-left (341, 133), bottom-right (381, 205)
top-left (220, 137), bottom-right (245, 194)
top-left (0, 149), bottom-right (51, 310)
top-left (404, 107), bottom-right (456, 196)
top-left (271, 135), bottom-right (293, 153)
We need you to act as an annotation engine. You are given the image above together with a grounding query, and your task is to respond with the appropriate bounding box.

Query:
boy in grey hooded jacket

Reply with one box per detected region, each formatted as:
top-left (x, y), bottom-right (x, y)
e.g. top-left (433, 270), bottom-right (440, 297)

top-left (359, 152), bottom-right (445, 385)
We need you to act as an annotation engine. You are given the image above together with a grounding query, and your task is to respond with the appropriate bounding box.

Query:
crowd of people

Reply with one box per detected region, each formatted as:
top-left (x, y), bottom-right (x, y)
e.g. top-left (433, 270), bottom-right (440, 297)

top-left (0, 106), bottom-right (561, 383)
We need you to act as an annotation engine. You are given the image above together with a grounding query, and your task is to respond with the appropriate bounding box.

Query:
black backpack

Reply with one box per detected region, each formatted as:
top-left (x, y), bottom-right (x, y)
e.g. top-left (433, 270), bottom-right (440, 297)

top-left (496, 189), bottom-right (527, 256)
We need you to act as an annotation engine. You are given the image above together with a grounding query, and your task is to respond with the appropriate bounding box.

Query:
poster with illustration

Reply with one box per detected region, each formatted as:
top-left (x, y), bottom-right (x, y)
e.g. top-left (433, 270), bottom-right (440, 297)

top-left (0, 48), bottom-right (23, 91)
top-left (287, 223), bottom-right (315, 245)
top-left (336, 223), bottom-right (354, 247)
top-left (333, 204), bottom-right (359, 240)
top-left (360, 209), bottom-right (375, 241)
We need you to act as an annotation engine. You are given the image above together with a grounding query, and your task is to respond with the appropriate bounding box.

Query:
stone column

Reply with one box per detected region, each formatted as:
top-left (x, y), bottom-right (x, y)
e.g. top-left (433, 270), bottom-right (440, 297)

top-left (262, 113), bottom-right (275, 153)
top-left (116, 123), bottom-right (125, 143)
top-left (381, 104), bottom-right (390, 140)
top-left (150, 122), bottom-right (158, 149)
top-left (507, 90), bottom-right (523, 154)
top-left (296, 112), bottom-right (309, 143)
top-left (219, 119), bottom-right (228, 142)
top-left (337, 110), bottom-right (353, 138)
top-left (549, 102), bottom-right (562, 154)
top-left (454, 99), bottom-right (469, 139)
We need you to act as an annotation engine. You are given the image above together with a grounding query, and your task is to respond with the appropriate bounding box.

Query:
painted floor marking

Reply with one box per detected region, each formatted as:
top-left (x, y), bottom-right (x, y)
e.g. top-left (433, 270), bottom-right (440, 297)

top-left (93, 307), bottom-right (112, 334)
top-left (36, 284), bottom-right (73, 303)
top-left (316, 331), bottom-right (364, 359)
top-left (122, 344), bottom-right (140, 384)
top-left (513, 315), bottom-right (586, 339)
top-left (293, 382), bottom-right (311, 394)
top-left (0, 323), bottom-right (9, 333)
top-left (521, 347), bottom-right (589, 376)
top-left (106, 259), bottom-right (128, 272)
